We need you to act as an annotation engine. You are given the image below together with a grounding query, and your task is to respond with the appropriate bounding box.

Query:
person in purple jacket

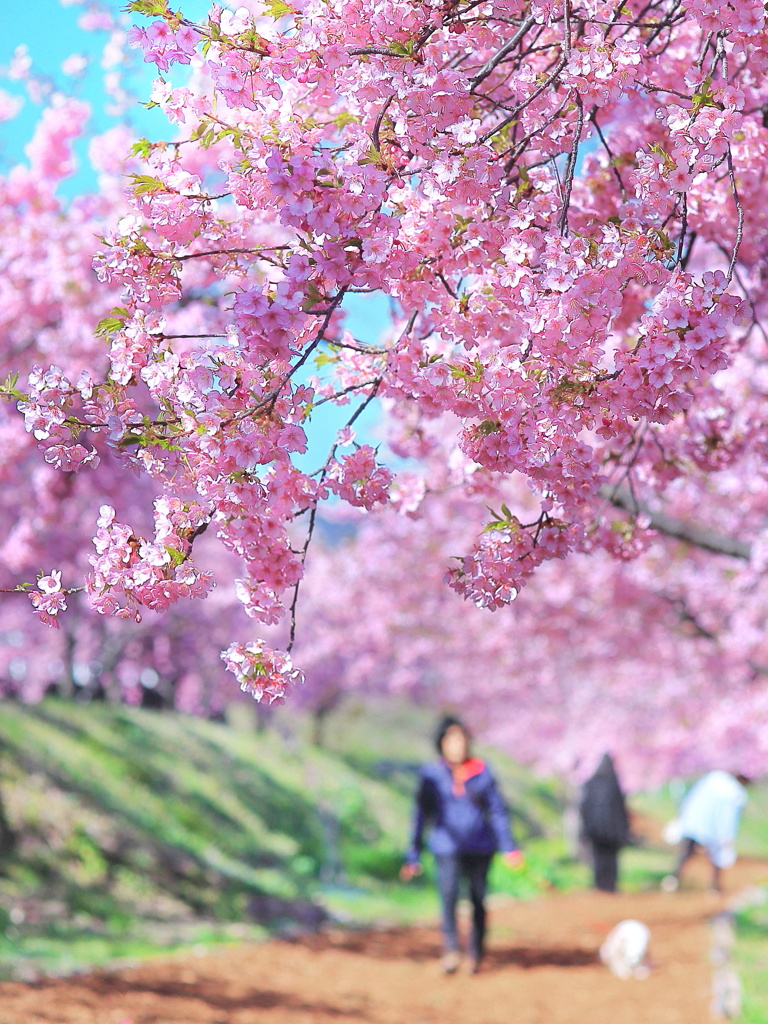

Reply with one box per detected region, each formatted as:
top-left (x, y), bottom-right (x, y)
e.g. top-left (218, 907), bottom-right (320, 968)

top-left (400, 715), bottom-right (524, 974)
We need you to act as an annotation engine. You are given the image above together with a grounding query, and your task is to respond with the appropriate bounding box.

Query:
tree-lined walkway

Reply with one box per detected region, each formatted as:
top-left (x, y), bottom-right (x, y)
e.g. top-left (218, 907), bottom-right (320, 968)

top-left (3, 858), bottom-right (767, 1024)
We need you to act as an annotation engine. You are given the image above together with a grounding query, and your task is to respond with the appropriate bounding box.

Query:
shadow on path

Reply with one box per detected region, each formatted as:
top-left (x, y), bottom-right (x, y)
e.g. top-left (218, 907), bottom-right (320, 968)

top-left (19, 973), bottom-right (365, 1019)
top-left (288, 927), bottom-right (597, 971)
top-left (484, 946), bottom-right (597, 969)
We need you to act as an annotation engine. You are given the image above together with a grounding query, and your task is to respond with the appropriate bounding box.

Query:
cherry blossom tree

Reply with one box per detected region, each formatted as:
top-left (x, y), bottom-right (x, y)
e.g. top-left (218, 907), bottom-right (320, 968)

top-left (286, 466), bottom-right (768, 785)
top-left (3, 0), bottom-right (768, 776)
top-left (0, 76), bottom-right (250, 710)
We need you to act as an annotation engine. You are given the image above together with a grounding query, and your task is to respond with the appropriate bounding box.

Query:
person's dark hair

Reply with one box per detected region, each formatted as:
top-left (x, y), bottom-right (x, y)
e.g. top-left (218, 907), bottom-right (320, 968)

top-left (434, 714), bottom-right (469, 754)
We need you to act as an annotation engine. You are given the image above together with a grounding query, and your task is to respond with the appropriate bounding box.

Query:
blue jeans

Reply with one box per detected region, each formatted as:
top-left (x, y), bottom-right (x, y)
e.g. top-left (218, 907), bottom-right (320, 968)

top-left (435, 852), bottom-right (492, 959)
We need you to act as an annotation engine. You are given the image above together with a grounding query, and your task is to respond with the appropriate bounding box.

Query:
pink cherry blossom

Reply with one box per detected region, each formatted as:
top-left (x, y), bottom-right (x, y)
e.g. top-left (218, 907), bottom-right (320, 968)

top-left (3, 0), bottom-right (768, 776)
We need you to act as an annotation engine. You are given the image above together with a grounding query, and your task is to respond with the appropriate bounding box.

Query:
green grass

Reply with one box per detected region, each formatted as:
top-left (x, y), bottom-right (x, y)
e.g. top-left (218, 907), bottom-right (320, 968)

top-left (733, 900), bottom-right (768, 1023)
top-left (2, 694), bottom-right (768, 1013)
top-left (0, 697), bottom-right (574, 978)
top-left (0, 915), bottom-right (268, 981)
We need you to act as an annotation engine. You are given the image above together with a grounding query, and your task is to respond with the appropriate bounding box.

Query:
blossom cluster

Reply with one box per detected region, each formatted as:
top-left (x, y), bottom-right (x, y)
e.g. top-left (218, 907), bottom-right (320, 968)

top-left (5, 0), bottom-right (768, 705)
top-left (221, 638), bottom-right (305, 705)
top-left (87, 502), bottom-right (213, 620)
top-left (29, 570), bottom-right (67, 629)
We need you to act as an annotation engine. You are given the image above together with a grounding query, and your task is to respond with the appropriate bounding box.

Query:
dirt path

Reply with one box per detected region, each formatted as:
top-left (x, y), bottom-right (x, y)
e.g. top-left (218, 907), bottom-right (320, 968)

top-left (2, 857), bottom-right (766, 1024)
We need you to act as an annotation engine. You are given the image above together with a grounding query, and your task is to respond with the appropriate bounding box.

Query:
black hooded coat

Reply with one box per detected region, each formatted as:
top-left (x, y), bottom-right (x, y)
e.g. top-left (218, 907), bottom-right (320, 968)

top-left (579, 753), bottom-right (630, 849)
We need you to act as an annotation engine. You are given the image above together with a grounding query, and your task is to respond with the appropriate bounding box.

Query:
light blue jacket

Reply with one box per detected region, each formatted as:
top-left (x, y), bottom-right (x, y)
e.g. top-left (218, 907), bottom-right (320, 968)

top-left (679, 770), bottom-right (747, 868)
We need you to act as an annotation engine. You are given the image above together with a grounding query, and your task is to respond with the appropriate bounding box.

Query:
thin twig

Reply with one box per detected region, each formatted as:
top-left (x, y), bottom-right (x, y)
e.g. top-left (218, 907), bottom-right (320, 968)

top-left (348, 46), bottom-right (414, 58)
top-left (372, 93), bottom-right (395, 152)
top-left (0, 586), bottom-right (85, 595)
top-left (436, 271), bottom-right (458, 298)
top-left (676, 192), bottom-right (688, 265)
top-left (696, 29), bottom-right (714, 70)
top-left (287, 378), bottom-right (383, 652)
top-left (590, 110), bottom-right (626, 199)
top-left (287, 312), bottom-right (419, 650)
top-left (726, 148), bottom-right (744, 282)
top-left (502, 97), bottom-right (571, 173)
top-left (327, 340), bottom-right (388, 355)
top-left (470, 15), bottom-right (536, 92)
top-left (266, 287), bottom-right (349, 413)
top-left (680, 229), bottom-right (697, 271)
top-left (559, 94), bottom-right (584, 236)
top-left (479, 55), bottom-right (568, 145)
top-left (310, 379), bottom-right (382, 410)
top-left (173, 246), bottom-right (291, 263)
top-left (562, 0), bottom-right (572, 60)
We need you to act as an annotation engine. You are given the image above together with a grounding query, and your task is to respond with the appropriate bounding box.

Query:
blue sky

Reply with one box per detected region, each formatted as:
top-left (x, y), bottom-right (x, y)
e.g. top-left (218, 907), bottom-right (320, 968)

top-left (0, 0), bottom-right (211, 192)
top-left (0, 0), bottom-right (391, 464)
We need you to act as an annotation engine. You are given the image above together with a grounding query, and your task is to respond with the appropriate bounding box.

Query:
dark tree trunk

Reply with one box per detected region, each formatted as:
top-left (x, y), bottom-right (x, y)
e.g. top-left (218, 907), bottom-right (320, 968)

top-left (59, 627), bottom-right (77, 700)
top-left (0, 790), bottom-right (16, 863)
top-left (0, 742), bottom-right (16, 865)
top-left (311, 705), bottom-right (332, 748)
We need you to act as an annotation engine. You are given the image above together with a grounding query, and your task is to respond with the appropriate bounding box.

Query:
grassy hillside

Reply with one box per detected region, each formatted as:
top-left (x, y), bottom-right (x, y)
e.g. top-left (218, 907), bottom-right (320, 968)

top-left (0, 698), bottom-right (572, 978)
top-left (2, 697), bottom-right (768, 1024)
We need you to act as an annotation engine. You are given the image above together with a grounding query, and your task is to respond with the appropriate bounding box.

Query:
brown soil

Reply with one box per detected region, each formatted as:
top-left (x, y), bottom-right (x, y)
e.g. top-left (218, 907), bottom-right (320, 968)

top-left (2, 856), bottom-right (766, 1024)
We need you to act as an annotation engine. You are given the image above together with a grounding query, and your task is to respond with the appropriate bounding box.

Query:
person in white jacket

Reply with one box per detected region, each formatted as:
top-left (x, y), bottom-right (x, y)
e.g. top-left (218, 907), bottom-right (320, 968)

top-left (663, 770), bottom-right (750, 893)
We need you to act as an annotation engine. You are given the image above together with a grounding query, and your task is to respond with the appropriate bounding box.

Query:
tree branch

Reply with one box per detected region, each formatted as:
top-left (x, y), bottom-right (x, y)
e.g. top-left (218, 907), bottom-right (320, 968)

top-left (599, 484), bottom-right (751, 560)
top-left (558, 93), bottom-right (583, 235)
top-left (479, 54), bottom-right (568, 145)
top-left (470, 16), bottom-right (536, 92)
top-left (726, 147), bottom-right (744, 282)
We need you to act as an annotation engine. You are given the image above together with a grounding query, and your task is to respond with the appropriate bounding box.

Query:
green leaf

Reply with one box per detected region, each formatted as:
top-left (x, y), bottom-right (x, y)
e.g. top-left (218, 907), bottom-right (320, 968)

top-left (123, 0), bottom-right (170, 16)
top-left (128, 174), bottom-right (166, 197)
top-left (483, 505), bottom-right (521, 533)
top-left (0, 372), bottom-right (24, 401)
top-left (611, 519), bottom-right (634, 539)
top-left (131, 138), bottom-right (153, 159)
top-left (198, 128), bottom-right (217, 150)
top-left (95, 308), bottom-right (130, 337)
top-left (389, 39), bottom-right (415, 56)
top-left (264, 0), bottom-right (292, 15)
top-left (691, 74), bottom-right (715, 110)
top-left (448, 358), bottom-right (484, 383)
top-left (358, 144), bottom-right (384, 166)
top-left (164, 546), bottom-right (187, 567)
top-left (482, 520), bottom-right (509, 533)
top-left (314, 351), bottom-right (339, 368)
top-left (156, 437), bottom-right (182, 452)
top-left (117, 433), bottom-right (144, 448)
top-left (332, 112), bottom-right (360, 129)
top-left (649, 227), bottom-right (675, 252)
top-left (301, 282), bottom-right (326, 312)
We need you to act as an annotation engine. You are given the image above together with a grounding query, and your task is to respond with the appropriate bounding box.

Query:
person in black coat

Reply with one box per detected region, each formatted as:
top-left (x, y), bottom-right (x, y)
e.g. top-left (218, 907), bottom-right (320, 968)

top-left (579, 753), bottom-right (630, 892)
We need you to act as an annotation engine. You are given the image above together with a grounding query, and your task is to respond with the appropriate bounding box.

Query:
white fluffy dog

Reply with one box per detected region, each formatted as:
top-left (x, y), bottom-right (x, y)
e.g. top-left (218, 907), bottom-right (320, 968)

top-left (600, 920), bottom-right (652, 979)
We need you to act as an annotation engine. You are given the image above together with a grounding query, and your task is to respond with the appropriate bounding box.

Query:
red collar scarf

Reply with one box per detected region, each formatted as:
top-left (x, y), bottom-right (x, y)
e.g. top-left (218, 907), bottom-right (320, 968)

top-left (449, 757), bottom-right (485, 795)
